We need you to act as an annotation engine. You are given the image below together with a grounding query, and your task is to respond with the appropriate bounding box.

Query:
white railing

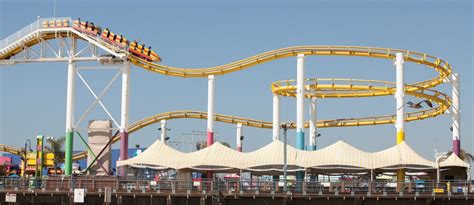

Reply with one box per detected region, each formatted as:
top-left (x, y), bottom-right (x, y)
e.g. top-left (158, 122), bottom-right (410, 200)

top-left (0, 17), bottom-right (71, 52)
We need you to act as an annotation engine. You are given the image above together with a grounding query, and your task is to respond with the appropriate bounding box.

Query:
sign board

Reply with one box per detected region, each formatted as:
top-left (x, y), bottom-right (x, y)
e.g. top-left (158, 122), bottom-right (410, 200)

top-left (433, 188), bottom-right (444, 193)
top-left (74, 188), bottom-right (85, 203)
top-left (5, 193), bottom-right (17, 203)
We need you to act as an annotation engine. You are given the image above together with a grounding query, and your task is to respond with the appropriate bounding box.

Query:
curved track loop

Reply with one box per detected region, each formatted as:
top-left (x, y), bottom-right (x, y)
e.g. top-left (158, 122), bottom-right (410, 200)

top-left (0, 24), bottom-right (453, 160)
top-left (272, 78), bottom-right (450, 121)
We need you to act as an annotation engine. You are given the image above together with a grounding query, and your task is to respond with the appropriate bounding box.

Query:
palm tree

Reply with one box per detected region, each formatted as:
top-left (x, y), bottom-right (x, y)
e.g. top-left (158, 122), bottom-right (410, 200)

top-left (196, 141), bottom-right (207, 150)
top-left (446, 149), bottom-right (474, 164)
top-left (44, 136), bottom-right (66, 168)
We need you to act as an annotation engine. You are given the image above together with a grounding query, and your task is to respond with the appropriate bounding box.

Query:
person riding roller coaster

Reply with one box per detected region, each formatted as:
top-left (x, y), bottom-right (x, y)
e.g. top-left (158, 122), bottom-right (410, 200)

top-left (105, 28), bottom-right (110, 37)
top-left (71, 18), bottom-right (161, 62)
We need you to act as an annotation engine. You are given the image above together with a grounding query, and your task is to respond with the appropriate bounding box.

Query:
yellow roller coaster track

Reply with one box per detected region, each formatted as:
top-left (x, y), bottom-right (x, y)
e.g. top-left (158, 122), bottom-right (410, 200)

top-left (0, 22), bottom-right (453, 160)
top-left (69, 79), bottom-right (451, 160)
top-left (0, 144), bottom-right (24, 156)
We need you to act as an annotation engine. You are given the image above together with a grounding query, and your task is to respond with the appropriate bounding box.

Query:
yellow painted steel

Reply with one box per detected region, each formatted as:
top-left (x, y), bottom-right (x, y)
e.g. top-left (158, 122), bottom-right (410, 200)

top-left (272, 78), bottom-right (451, 126)
top-left (397, 169), bottom-right (406, 183)
top-left (0, 144), bottom-right (24, 156)
top-left (397, 130), bottom-right (406, 184)
top-left (397, 131), bottom-right (405, 144)
top-left (0, 27), bottom-right (454, 161)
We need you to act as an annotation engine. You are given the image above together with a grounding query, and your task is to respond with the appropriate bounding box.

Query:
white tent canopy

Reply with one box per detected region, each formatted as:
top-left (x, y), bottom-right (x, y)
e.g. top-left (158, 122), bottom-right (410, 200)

top-left (117, 139), bottom-right (468, 173)
top-left (116, 140), bottom-right (185, 170)
top-left (241, 140), bottom-right (302, 172)
top-left (371, 141), bottom-right (435, 170)
top-left (439, 153), bottom-right (470, 168)
top-left (180, 142), bottom-right (243, 171)
top-left (297, 141), bottom-right (373, 171)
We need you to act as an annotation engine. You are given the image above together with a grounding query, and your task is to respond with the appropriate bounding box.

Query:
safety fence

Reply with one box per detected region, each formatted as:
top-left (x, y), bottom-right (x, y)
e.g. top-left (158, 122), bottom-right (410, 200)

top-left (0, 177), bottom-right (472, 196)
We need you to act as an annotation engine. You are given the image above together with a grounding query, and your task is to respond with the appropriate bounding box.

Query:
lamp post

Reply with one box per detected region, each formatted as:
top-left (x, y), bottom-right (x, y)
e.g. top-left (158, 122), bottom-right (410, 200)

top-left (23, 139), bottom-right (32, 177)
top-left (158, 127), bottom-right (171, 144)
top-left (434, 152), bottom-right (448, 186)
top-left (281, 123), bottom-right (293, 192)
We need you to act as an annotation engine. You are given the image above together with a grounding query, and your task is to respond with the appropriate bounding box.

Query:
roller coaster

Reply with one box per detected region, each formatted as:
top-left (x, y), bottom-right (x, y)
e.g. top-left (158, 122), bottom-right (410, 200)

top-left (0, 17), bottom-right (459, 175)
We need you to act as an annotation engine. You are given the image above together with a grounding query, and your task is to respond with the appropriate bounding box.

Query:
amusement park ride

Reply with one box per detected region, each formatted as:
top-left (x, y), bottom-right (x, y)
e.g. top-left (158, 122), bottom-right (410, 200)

top-left (0, 17), bottom-right (461, 184)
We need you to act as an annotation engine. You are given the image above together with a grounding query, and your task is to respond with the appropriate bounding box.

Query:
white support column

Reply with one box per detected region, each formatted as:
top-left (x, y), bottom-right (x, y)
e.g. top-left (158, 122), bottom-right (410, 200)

top-left (65, 57), bottom-right (77, 132)
top-left (296, 54), bottom-right (305, 150)
top-left (394, 52), bottom-right (405, 144)
top-left (119, 61), bottom-right (131, 176)
top-left (161, 120), bottom-right (168, 144)
top-left (394, 52), bottom-right (405, 184)
top-left (451, 73), bottom-right (461, 156)
top-left (272, 94), bottom-right (280, 141)
top-left (236, 123), bottom-right (243, 152)
top-left (120, 61), bottom-right (131, 132)
top-left (296, 53), bottom-right (305, 186)
top-left (309, 97), bottom-right (317, 150)
top-left (207, 75), bottom-right (215, 146)
top-left (206, 75), bottom-right (215, 179)
top-left (64, 37), bottom-right (77, 175)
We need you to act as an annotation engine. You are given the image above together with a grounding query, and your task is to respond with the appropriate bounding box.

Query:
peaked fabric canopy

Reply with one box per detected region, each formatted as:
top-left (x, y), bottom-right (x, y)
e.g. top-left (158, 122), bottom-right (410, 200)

top-left (117, 139), bottom-right (468, 173)
top-left (180, 142), bottom-right (243, 171)
top-left (241, 140), bottom-right (302, 172)
top-left (371, 141), bottom-right (435, 170)
top-left (116, 140), bottom-right (184, 170)
top-left (439, 154), bottom-right (470, 168)
top-left (297, 141), bottom-right (372, 171)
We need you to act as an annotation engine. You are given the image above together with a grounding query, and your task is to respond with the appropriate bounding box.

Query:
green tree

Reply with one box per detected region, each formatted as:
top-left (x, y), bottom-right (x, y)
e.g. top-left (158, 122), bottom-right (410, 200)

top-left (196, 141), bottom-right (207, 151)
top-left (44, 136), bottom-right (66, 168)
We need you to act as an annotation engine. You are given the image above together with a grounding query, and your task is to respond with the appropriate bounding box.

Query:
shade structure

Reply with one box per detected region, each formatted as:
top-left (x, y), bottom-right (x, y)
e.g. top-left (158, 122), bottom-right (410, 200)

top-left (180, 142), bottom-right (243, 172)
top-left (297, 141), bottom-right (372, 172)
top-left (371, 141), bottom-right (435, 170)
top-left (439, 154), bottom-right (470, 168)
top-left (241, 140), bottom-right (303, 173)
top-left (116, 140), bottom-right (184, 170)
top-left (117, 139), bottom-right (467, 174)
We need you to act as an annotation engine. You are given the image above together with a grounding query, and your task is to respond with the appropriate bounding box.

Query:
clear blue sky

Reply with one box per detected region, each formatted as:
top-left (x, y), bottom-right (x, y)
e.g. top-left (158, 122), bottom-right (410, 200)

top-left (0, 0), bottom-right (472, 169)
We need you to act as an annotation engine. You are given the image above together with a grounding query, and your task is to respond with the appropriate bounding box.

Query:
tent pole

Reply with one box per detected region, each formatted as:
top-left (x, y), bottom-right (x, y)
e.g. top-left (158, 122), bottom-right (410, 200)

top-left (370, 170), bottom-right (373, 182)
top-left (437, 168), bottom-right (440, 184)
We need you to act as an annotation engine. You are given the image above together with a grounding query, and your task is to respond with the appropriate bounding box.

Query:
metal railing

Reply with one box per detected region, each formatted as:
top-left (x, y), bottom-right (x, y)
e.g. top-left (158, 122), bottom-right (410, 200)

top-left (0, 177), bottom-right (472, 196)
top-left (0, 17), bottom-right (71, 52)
